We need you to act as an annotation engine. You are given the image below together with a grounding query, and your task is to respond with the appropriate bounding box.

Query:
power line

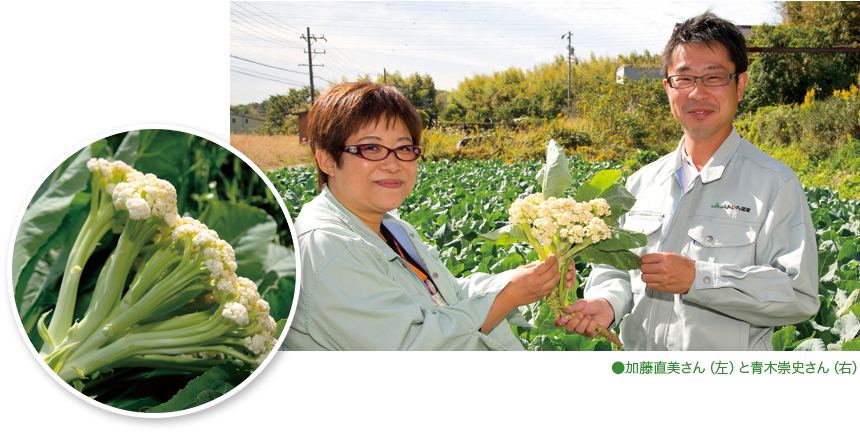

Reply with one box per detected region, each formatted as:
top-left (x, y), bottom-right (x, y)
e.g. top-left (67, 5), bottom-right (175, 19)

top-left (231, 65), bottom-right (305, 84)
top-left (229, 24), bottom-right (301, 49)
top-left (239, 1), bottom-right (306, 35)
top-left (229, 14), bottom-right (302, 48)
top-left (229, 5), bottom-right (306, 48)
top-left (231, 55), bottom-right (309, 76)
top-left (230, 68), bottom-right (307, 87)
top-left (231, 55), bottom-right (333, 85)
top-left (315, 43), bottom-right (377, 80)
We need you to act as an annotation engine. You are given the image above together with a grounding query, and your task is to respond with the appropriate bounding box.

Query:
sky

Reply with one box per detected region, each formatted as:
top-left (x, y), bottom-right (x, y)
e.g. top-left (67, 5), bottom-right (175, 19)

top-left (230, 0), bottom-right (783, 105)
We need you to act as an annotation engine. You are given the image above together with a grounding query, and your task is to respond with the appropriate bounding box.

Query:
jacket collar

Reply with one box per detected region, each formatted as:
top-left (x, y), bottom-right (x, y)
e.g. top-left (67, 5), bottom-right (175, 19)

top-left (656, 126), bottom-right (741, 185)
top-left (316, 186), bottom-right (400, 260)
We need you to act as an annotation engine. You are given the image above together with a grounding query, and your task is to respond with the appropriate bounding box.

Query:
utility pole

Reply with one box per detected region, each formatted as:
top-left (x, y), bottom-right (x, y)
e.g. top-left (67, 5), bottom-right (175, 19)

top-left (383, 68), bottom-right (387, 83)
top-left (561, 31), bottom-right (573, 110)
top-left (300, 27), bottom-right (326, 107)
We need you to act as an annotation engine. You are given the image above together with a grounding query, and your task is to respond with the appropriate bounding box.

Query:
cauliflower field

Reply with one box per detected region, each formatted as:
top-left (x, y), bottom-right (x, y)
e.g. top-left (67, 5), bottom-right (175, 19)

top-left (270, 157), bottom-right (860, 351)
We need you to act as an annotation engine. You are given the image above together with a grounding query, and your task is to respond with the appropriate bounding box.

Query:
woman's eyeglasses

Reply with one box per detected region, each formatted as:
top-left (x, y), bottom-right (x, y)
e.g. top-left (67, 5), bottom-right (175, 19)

top-left (341, 144), bottom-right (422, 161)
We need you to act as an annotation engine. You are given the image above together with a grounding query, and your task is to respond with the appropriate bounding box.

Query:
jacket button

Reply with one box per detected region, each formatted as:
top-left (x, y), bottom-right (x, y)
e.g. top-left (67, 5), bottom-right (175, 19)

top-left (705, 235), bottom-right (713, 243)
top-left (410, 233), bottom-right (415, 237)
top-left (432, 273), bottom-right (439, 278)
top-left (402, 263), bottom-right (408, 269)
top-left (703, 276), bottom-right (711, 284)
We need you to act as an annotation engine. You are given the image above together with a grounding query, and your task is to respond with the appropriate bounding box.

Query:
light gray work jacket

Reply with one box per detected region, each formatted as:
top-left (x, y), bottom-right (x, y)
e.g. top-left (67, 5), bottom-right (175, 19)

top-left (283, 187), bottom-right (528, 351)
top-left (586, 128), bottom-right (819, 350)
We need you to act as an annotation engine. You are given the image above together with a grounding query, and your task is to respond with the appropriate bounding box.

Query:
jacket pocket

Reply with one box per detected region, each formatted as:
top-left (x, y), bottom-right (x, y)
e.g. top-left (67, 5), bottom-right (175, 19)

top-left (624, 211), bottom-right (664, 294)
top-left (685, 216), bottom-right (757, 266)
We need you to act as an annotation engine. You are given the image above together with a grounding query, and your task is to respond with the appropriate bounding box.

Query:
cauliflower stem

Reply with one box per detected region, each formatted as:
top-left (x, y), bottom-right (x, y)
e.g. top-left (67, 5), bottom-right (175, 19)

top-left (38, 159), bottom-right (278, 385)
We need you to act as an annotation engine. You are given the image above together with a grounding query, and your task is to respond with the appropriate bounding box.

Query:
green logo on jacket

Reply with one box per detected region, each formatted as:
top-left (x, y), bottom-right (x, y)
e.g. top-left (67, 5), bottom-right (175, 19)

top-left (712, 202), bottom-right (751, 213)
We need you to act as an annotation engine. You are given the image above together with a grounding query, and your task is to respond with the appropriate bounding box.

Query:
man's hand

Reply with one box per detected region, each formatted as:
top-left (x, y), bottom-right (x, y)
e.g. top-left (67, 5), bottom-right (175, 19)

top-left (554, 298), bottom-right (614, 337)
top-left (639, 252), bottom-right (695, 294)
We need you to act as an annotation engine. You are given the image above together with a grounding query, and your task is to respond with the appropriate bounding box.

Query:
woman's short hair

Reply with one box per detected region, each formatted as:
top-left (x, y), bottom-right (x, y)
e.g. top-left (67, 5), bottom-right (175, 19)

top-left (660, 10), bottom-right (748, 78)
top-left (308, 82), bottom-right (423, 191)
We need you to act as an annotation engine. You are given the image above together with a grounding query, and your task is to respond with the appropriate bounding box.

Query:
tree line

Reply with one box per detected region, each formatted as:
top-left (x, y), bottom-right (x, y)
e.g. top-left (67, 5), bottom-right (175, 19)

top-left (232, 1), bottom-right (860, 135)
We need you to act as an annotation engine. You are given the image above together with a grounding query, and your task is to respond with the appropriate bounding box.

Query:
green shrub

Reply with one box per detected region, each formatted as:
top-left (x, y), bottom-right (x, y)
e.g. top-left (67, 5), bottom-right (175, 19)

top-left (419, 117), bottom-right (592, 163)
top-left (573, 78), bottom-right (681, 161)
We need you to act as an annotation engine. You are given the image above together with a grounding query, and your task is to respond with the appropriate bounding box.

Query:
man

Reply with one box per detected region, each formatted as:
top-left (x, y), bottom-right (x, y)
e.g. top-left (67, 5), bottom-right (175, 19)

top-left (555, 11), bottom-right (819, 350)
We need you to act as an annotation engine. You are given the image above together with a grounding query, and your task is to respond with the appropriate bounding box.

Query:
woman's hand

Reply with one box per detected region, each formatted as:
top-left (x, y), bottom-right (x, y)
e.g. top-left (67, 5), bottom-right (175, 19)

top-left (500, 254), bottom-right (561, 308)
top-left (564, 259), bottom-right (577, 291)
top-left (481, 255), bottom-right (561, 333)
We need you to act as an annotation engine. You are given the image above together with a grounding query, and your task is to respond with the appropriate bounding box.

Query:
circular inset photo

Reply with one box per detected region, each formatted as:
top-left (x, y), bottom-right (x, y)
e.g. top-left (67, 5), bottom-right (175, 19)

top-left (10, 127), bottom-right (297, 415)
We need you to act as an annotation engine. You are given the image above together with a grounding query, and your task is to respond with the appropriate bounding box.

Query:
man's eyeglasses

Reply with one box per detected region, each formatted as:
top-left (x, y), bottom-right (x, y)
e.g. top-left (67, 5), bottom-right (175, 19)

top-left (666, 72), bottom-right (737, 89)
top-left (341, 144), bottom-right (422, 161)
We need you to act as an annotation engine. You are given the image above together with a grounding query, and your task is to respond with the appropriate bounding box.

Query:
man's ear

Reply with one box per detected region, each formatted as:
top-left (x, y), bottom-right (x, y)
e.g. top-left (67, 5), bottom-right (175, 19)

top-left (736, 72), bottom-right (749, 102)
top-left (315, 149), bottom-right (335, 177)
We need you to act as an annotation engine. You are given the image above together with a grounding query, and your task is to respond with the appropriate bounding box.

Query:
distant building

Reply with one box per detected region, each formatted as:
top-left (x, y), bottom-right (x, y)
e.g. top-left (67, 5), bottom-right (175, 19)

top-left (293, 111), bottom-right (309, 144)
top-left (230, 113), bottom-right (265, 133)
top-left (616, 65), bottom-right (661, 84)
top-left (616, 26), bottom-right (752, 84)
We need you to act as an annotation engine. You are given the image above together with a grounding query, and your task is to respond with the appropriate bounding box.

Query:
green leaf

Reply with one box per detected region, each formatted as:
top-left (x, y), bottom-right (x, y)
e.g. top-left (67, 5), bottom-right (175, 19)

top-left (580, 247), bottom-right (641, 270)
top-left (837, 289), bottom-right (860, 316)
top-left (97, 369), bottom-right (198, 411)
top-left (593, 227), bottom-right (647, 252)
top-left (36, 310), bottom-right (54, 349)
top-left (573, 169), bottom-right (623, 202)
top-left (592, 184), bottom-right (637, 224)
top-left (275, 318), bottom-right (288, 340)
top-left (12, 143), bottom-right (104, 304)
top-left (832, 313), bottom-right (860, 343)
top-left (841, 338), bottom-right (860, 351)
top-left (789, 329), bottom-right (817, 350)
top-left (199, 200), bottom-right (275, 282)
top-left (432, 222), bottom-right (454, 245)
top-left (113, 130), bottom-right (142, 165)
top-left (819, 252), bottom-right (838, 282)
top-left (527, 335), bottom-right (560, 351)
top-left (146, 362), bottom-right (252, 413)
top-left (536, 139), bottom-right (573, 199)
top-left (261, 274), bottom-right (296, 323)
top-left (199, 200), bottom-right (273, 244)
top-left (493, 253), bottom-right (524, 272)
top-left (558, 333), bottom-right (600, 351)
top-left (836, 237), bottom-right (859, 263)
top-left (193, 390), bottom-right (222, 406)
top-left (771, 325), bottom-right (797, 351)
top-left (125, 130), bottom-right (196, 191)
top-left (833, 284), bottom-right (860, 312)
top-left (847, 303), bottom-right (860, 320)
top-left (478, 223), bottom-right (529, 245)
top-left (533, 303), bottom-right (564, 337)
top-left (794, 338), bottom-right (827, 351)
top-left (258, 242), bottom-right (297, 322)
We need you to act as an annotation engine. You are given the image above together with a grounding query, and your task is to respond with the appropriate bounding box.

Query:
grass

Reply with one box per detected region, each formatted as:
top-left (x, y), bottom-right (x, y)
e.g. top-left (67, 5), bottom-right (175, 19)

top-left (229, 134), bottom-right (313, 171)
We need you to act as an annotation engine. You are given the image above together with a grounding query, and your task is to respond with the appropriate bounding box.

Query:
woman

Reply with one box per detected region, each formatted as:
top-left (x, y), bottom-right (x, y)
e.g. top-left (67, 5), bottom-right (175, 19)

top-left (283, 82), bottom-right (572, 350)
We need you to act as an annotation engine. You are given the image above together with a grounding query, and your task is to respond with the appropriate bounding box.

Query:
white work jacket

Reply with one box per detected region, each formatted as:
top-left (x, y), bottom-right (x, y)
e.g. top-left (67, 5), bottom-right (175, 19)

top-left (586, 128), bottom-right (819, 350)
top-left (283, 187), bottom-right (528, 351)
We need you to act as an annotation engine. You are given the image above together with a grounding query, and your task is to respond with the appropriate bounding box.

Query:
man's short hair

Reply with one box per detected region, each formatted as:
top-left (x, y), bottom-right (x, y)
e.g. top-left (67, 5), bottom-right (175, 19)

top-left (660, 10), bottom-right (749, 78)
top-left (308, 82), bottom-right (423, 191)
